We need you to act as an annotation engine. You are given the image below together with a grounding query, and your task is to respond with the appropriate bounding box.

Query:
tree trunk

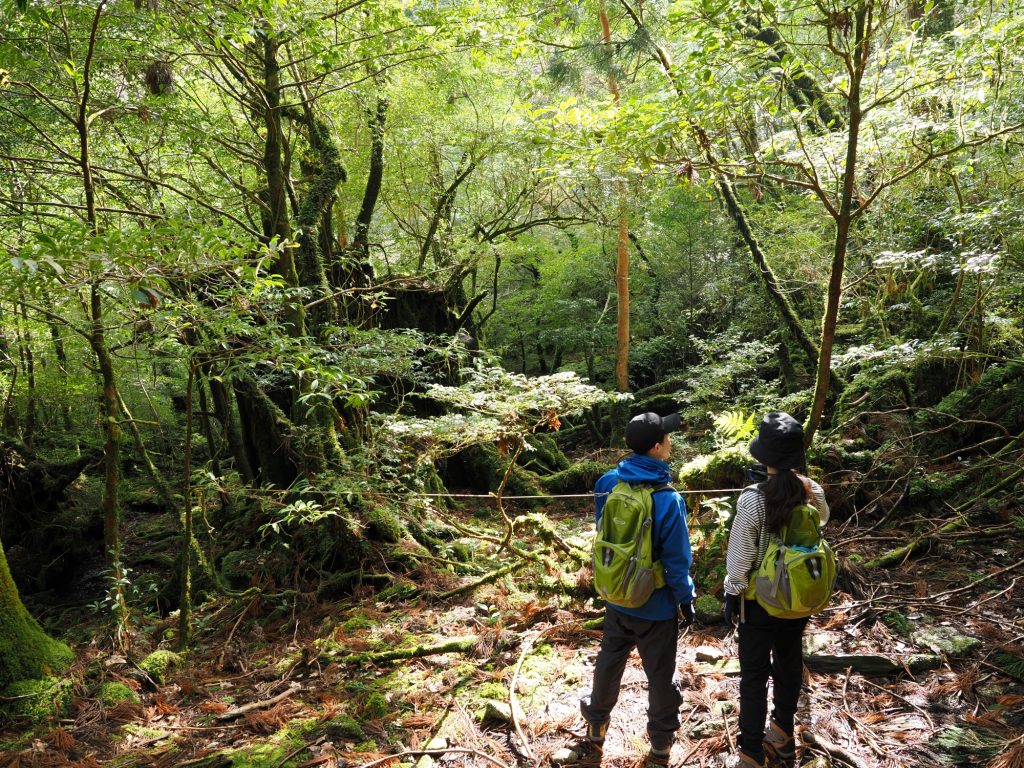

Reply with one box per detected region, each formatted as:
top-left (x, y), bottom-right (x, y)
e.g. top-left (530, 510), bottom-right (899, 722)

top-left (206, 374), bottom-right (253, 483)
top-left (804, 1), bottom-right (871, 446)
top-left (600, 2), bottom-right (631, 445)
top-left (0, 534), bottom-right (74, 689)
top-left (742, 17), bottom-right (844, 133)
top-left (178, 366), bottom-right (194, 650)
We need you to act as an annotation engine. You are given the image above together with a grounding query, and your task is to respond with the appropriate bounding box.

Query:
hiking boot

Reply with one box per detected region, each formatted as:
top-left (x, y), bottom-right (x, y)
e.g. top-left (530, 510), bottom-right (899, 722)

top-left (586, 720), bottom-right (609, 745)
top-left (736, 748), bottom-right (768, 768)
top-left (645, 745), bottom-right (672, 766)
top-left (551, 721), bottom-right (607, 766)
top-left (763, 721), bottom-right (795, 765)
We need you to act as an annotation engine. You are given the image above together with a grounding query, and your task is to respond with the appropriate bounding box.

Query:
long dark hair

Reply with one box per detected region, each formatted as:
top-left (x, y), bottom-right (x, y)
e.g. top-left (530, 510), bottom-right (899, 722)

top-left (761, 470), bottom-right (808, 534)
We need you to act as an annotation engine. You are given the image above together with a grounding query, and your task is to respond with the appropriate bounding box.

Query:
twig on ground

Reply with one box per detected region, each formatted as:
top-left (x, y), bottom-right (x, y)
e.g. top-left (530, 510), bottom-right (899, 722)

top-left (801, 731), bottom-right (870, 768)
top-left (216, 682), bottom-right (300, 721)
top-left (217, 594), bottom-right (260, 670)
top-left (859, 677), bottom-right (935, 729)
top-left (508, 622), bottom-right (575, 763)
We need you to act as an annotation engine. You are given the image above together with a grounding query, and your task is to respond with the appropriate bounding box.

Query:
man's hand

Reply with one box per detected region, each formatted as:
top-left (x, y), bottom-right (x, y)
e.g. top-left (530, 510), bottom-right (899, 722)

top-left (679, 601), bottom-right (695, 627)
top-left (723, 593), bottom-right (741, 626)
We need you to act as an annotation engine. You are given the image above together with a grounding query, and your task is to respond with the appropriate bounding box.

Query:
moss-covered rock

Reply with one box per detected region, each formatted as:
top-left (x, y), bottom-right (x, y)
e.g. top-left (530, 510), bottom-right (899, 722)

top-left (539, 460), bottom-right (607, 494)
top-left (694, 594), bottom-right (722, 624)
top-left (365, 504), bottom-right (406, 543)
top-left (220, 550), bottom-right (257, 591)
top-left (910, 626), bottom-right (982, 658)
top-left (519, 433), bottom-right (571, 474)
top-left (98, 680), bottom-right (140, 706)
top-left (441, 443), bottom-right (545, 500)
top-left (677, 447), bottom-right (749, 494)
top-left (139, 649), bottom-right (184, 684)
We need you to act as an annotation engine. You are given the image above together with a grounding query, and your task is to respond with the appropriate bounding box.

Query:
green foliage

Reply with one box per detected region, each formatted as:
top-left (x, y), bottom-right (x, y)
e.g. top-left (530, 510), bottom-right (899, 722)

top-left (882, 612), bottom-right (913, 638)
top-left (993, 653), bottom-right (1024, 683)
top-left (386, 364), bottom-right (617, 459)
top-left (693, 594), bottom-right (722, 624)
top-left (933, 725), bottom-right (1004, 763)
top-left (676, 336), bottom-right (788, 430)
top-left (711, 410), bottom-right (757, 449)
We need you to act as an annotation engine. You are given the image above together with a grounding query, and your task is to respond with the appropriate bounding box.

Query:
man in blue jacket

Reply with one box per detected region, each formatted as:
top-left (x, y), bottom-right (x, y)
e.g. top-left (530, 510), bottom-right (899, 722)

top-left (577, 412), bottom-right (696, 766)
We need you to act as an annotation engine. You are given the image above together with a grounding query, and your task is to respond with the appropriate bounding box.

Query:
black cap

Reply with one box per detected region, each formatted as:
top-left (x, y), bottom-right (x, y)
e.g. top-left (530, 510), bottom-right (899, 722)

top-left (625, 412), bottom-right (682, 454)
top-left (749, 412), bottom-right (805, 470)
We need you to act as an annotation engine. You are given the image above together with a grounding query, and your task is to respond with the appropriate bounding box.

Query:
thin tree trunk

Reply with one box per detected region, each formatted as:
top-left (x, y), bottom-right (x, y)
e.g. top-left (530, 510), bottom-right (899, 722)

top-left (178, 365), bottom-right (194, 650)
top-left (41, 288), bottom-right (73, 431)
top-left (75, 1), bottom-right (128, 639)
top-left (16, 297), bottom-right (36, 445)
top-left (804, 1), bottom-right (871, 446)
top-left (601, 2), bottom-right (631, 444)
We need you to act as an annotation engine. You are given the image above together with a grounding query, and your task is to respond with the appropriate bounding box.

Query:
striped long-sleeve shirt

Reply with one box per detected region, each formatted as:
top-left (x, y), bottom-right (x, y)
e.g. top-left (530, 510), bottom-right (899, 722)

top-left (723, 477), bottom-right (829, 596)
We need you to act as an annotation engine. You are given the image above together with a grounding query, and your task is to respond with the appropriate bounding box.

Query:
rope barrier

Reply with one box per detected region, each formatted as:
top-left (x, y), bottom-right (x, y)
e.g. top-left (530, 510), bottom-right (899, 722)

top-left (410, 488), bottom-right (746, 500)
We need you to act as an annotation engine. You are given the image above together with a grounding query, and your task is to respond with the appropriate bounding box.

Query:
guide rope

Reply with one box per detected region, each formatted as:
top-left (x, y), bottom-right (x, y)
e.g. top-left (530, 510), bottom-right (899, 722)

top-left (410, 489), bottom-right (745, 500)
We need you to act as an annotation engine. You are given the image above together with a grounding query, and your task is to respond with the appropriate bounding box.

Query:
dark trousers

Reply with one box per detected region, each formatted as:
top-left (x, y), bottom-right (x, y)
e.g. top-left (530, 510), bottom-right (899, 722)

top-left (581, 606), bottom-right (682, 749)
top-left (737, 599), bottom-right (808, 757)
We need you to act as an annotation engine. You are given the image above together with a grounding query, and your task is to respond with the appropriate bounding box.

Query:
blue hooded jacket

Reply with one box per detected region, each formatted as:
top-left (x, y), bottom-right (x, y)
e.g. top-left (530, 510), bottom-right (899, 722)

top-left (594, 453), bottom-right (696, 621)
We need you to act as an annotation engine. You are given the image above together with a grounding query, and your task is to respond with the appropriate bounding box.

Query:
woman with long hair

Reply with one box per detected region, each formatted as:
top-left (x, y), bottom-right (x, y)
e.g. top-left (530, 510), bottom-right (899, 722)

top-left (723, 412), bottom-right (830, 768)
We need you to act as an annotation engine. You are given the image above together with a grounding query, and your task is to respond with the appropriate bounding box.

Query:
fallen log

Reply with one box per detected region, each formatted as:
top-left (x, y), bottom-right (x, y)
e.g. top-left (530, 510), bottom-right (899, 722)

top-left (804, 652), bottom-right (942, 675)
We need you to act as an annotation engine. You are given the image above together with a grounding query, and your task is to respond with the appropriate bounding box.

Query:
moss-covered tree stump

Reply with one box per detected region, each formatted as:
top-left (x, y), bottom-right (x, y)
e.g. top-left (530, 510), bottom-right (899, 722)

top-left (0, 536), bottom-right (74, 693)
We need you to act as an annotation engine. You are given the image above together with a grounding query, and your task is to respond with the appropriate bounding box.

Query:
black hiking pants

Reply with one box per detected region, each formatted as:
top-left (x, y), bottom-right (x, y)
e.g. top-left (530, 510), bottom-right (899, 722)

top-left (580, 606), bottom-right (682, 750)
top-left (737, 599), bottom-right (809, 758)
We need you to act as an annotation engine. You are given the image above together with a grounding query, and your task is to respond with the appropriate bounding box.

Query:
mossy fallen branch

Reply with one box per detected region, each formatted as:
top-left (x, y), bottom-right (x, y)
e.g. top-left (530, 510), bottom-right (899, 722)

top-left (434, 561), bottom-right (528, 600)
top-left (865, 464), bottom-right (1024, 568)
top-left (335, 636), bottom-right (479, 666)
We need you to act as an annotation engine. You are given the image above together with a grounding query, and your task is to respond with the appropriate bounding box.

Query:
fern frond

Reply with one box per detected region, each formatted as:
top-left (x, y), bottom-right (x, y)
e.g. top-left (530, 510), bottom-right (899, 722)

top-left (712, 410), bottom-right (757, 447)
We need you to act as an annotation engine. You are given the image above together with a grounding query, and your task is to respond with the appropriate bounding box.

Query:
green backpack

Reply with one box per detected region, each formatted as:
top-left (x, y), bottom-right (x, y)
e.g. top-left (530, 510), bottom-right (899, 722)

top-left (744, 494), bottom-right (837, 619)
top-left (592, 481), bottom-right (672, 608)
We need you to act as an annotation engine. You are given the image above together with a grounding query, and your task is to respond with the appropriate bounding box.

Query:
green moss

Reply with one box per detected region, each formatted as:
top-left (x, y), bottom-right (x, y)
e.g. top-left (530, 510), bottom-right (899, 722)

top-left (220, 550), bottom-right (255, 590)
top-left (677, 447), bottom-right (749, 492)
top-left (324, 714), bottom-right (364, 740)
top-left (475, 682), bottom-right (508, 701)
top-left (694, 594), bottom-right (722, 624)
top-left (539, 460), bottom-right (607, 494)
top-left (882, 612), bottom-right (912, 638)
top-left (0, 543), bottom-right (75, 689)
top-left (227, 717), bottom-right (319, 767)
top-left (343, 613), bottom-right (374, 632)
top-left (0, 676), bottom-right (72, 724)
top-left (361, 692), bottom-right (389, 720)
top-left (99, 680), bottom-right (139, 706)
top-left (139, 649), bottom-right (184, 684)
top-left (365, 504), bottom-right (405, 543)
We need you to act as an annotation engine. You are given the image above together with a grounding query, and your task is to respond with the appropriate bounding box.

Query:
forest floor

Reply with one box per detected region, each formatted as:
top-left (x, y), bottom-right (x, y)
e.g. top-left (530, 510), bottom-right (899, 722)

top-left (3, 490), bottom-right (1024, 768)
